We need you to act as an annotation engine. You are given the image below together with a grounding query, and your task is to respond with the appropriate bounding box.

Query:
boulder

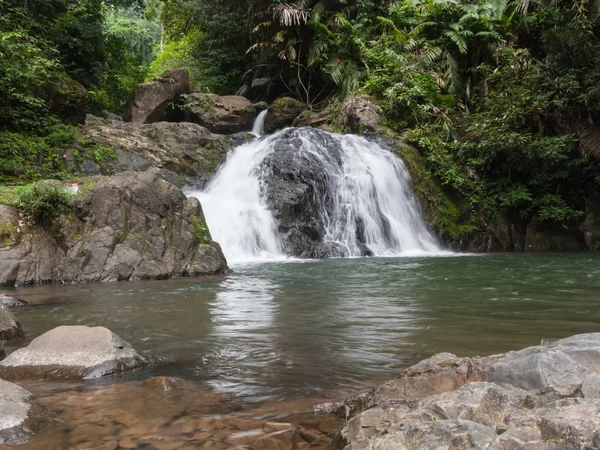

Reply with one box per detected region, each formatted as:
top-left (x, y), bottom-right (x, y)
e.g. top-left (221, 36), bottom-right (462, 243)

top-left (0, 172), bottom-right (229, 286)
top-left (0, 325), bottom-right (148, 380)
top-left (340, 333), bottom-right (600, 449)
top-left (263, 97), bottom-right (306, 133)
top-left (183, 93), bottom-right (257, 134)
top-left (124, 69), bottom-right (190, 123)
top-left (478, 333), bottom-right (600, 391)
top-left (77, 120), bottom-right (231, 186)
top-left (346, 419), bottom-right (497, 450)
top-left (581, 374), bottom-right (600, 398)
top-left (254, 101), bottom-right (269, 111)
top-left (0, 379), bottom-right (55, 444)
top-left (41, 75), bottom-right (88, 125)
top-left (0, 303), bottom-right (24, 340)
top-left (336, 95), bottom-right (381, 134)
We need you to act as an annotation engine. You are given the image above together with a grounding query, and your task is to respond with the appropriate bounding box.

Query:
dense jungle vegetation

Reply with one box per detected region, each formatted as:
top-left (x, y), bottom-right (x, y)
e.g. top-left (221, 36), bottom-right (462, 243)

top-left (1, 0), bottom-right (600, 236)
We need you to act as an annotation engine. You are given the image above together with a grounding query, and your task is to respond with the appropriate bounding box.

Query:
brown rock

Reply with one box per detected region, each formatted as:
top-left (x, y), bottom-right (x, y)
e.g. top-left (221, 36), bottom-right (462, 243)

top-left (124, 69), bottom-right (190, 123)
top-left (250, 436), bottom-right (289, 450)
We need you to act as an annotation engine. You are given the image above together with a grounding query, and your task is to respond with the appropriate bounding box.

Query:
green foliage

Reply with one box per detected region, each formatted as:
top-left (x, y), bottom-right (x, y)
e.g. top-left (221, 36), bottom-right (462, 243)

top-left (0, 125), bottom-right (118, 182)
top-left (156, 0), bottom-right (248, 94)
top-left (6, 181), bottom-right (74, 228)
top-left (190, 212), bottom-right (211, 244)
top-left (0, 28), bottom-right (61, 129)
top-left (0, 127), bottom-right (75, 182)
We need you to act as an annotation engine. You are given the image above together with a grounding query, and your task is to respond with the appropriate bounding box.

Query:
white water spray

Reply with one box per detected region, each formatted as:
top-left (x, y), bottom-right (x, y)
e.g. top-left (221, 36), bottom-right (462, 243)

top-left (188, 120), bottom-right (441, 262)
top-left (189, 133), bottom-right (285, 263)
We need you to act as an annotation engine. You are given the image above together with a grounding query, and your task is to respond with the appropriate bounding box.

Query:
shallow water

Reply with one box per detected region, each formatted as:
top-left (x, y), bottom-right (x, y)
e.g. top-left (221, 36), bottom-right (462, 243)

top-left (4, 253), bottom-right (600, 404)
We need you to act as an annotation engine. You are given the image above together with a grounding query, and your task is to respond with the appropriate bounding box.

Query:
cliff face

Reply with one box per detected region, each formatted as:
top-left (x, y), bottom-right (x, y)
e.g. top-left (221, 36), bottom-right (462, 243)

top-left (0, 172), bottom-right (228, 287)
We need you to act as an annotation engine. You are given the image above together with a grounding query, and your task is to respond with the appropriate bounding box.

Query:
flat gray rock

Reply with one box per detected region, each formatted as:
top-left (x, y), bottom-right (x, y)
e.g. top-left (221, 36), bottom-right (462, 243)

top-left (0, 303), bottom-right (24, 340)
top-left (0, 325), bottom-right (148, 380)
top-left (0, 378), bottom-right (55, 444)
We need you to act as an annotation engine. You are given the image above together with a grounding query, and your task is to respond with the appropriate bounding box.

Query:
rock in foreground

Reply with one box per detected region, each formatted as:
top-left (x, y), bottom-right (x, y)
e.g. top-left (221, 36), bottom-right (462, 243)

top-left (0, 304), bottom-right (24, 340)
top-left (339, 333), bottom-right (600, 450)
top-left (0, 326), bottom-right (148, 380)
top-left (0, 379), bottom-right (55, 444)
top-left (0, 172), bottom-right (229, 286)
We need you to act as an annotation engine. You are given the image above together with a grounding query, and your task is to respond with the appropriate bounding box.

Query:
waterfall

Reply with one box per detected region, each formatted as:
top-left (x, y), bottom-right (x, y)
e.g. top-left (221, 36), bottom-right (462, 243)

top-left (188, 127), bottom-right (442, 262)
top-left (252, 110), bottom-right (268, 137)
top-left (189, 133), bottom-right (285, 263)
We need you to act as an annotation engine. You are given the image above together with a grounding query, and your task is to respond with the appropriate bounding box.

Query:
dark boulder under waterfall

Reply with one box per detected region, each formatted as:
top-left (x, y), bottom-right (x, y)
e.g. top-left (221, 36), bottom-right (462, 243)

top-left (193, 127), bottom-right (441, 261)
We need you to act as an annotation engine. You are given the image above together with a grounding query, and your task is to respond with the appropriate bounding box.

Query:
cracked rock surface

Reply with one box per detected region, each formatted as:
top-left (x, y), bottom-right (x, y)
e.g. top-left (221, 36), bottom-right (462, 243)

top-left (0, 172), bottom-right (228, 287)
top-left (337, 332), bottom-right (600, 450)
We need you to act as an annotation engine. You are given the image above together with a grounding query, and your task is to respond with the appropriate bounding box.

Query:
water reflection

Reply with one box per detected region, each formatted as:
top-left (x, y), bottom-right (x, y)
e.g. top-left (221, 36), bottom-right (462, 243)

top-left (3, 253), bottom-right (600, 403)
top-left (202, 275), bottom-right (282, 399)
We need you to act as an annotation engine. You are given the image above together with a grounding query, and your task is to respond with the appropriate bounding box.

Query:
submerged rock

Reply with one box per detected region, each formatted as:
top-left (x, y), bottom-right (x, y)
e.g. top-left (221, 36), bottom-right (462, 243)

top-left (0, 379), bottom-right (55, 444)
top-left (0, 303), bottom-right (24, 340)
top-left (340, 333), bottom-right (600, 450)
top-left (0, 294), bottom-right (27, 307)
top-left (0, 172), bottom-right (229, 286)
top-left (124, 69), bottom-right (190, 123)
top-left (0, 325), bottom-right (148, 380)
top-left (183, 93), bottom-right (257, 134)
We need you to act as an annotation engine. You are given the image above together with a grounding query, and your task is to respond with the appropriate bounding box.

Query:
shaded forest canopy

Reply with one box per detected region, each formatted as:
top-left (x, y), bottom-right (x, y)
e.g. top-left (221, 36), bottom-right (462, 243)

top-left (1, 0), bottom-right (600, 238)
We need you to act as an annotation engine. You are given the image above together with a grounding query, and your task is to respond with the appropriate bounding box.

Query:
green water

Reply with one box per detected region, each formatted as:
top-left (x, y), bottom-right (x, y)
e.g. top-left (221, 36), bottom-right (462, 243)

top-left (4, 253), bottom-right (600, 402)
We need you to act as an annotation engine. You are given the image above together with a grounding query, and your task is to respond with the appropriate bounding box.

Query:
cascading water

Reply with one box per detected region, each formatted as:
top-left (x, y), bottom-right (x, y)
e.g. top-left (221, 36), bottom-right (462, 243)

top-left (189, 133), bottom-right (285, 263)
top-left (188, 122), bottom-right (441, 262)
top-left (251, 110), bottom-right (268, 137)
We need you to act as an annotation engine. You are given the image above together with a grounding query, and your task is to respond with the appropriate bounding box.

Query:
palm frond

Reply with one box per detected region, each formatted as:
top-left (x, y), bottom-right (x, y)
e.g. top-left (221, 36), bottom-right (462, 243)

top-left (581, 125), bottom-right (600, 158)
top-left (274, 3), bottom-right (309, 27)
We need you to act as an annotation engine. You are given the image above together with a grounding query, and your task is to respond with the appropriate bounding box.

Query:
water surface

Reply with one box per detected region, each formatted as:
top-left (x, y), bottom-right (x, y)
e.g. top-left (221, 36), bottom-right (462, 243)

top-left (4, 253), bottom-right (600, 403)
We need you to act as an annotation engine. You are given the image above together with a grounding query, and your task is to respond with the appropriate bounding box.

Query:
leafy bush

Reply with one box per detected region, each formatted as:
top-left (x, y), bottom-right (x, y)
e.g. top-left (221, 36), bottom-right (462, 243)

top-left (9, 182), bottom-right (75, 227)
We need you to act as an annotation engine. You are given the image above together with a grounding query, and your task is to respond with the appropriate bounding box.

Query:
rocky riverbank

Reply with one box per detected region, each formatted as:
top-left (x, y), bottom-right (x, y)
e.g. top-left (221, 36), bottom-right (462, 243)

top-left (3, 307), bottom-right (600, 449)
top-left (330, 333), bottom-right (600, 449)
